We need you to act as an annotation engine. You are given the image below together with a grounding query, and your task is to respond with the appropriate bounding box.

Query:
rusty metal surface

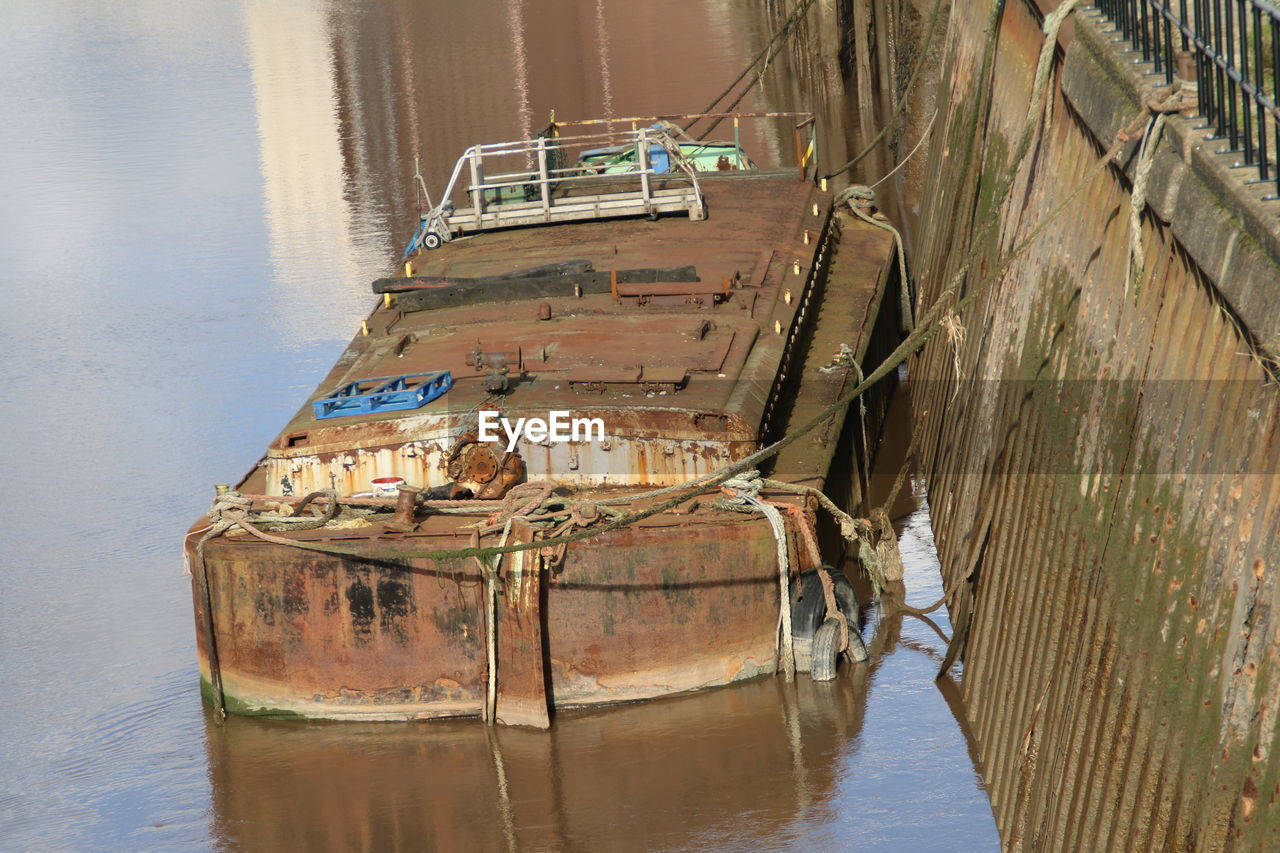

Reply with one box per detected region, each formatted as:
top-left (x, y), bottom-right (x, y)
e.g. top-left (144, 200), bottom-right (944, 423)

top-left (255, 175), bottom-right (840, 496)
top-left (189, 506), bottom-right (795, 721)
top-left (902, 0), bottom-right (1280, 847)
top-left (495, 519), bottom-right (551, 728)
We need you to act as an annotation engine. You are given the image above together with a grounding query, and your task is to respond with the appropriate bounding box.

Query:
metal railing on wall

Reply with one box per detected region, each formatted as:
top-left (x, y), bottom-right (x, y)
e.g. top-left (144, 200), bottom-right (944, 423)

top-left (1093, 0), bottom-right (1280, 201)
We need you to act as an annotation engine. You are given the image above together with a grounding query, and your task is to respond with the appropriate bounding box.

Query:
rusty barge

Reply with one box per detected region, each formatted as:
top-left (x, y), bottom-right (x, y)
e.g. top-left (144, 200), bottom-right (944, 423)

top-left (186, 113), bottom-right (899, 726)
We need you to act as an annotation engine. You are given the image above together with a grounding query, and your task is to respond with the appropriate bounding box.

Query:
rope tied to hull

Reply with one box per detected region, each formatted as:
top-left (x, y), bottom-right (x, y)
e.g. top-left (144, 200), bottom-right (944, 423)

top-left (752, 476), bottom-right (887, 600)
top-left (719, 472), bottom-right (868, 663)
top-left (208, 489), bottom-right (341, 533)
top-left (835, 185), bottom-right (914, 332)
top-left (720, 471), bottom-right (796, 680)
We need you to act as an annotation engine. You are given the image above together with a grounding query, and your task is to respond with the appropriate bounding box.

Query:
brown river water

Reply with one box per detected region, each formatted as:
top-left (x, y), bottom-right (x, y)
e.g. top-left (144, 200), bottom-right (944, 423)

top-left (0, 1), bottom-right (997, 849)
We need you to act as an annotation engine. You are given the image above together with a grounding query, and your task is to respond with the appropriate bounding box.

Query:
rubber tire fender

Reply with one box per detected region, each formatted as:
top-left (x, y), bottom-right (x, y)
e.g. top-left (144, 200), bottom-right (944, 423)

top-left (791, 566), bottom-right (860, 640)
top-left (811, 618), bottom-right (843, 682)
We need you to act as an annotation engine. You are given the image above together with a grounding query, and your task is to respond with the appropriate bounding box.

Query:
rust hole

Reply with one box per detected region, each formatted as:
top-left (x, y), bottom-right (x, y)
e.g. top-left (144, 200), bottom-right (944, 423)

top-left (286, 433), bottom-right (308, 447)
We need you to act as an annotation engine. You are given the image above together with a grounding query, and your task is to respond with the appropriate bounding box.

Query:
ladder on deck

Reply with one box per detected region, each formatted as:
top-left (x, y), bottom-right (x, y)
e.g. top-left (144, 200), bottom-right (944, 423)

top-left (407, 126), bottom-right (706, 253)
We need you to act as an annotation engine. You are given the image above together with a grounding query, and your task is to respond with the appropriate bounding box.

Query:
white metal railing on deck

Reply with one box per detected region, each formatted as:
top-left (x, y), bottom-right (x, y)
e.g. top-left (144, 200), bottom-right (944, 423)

top-left (404, 112), bottom-right (818, 255)
top-left (409, 125), bottom-right (706, 251)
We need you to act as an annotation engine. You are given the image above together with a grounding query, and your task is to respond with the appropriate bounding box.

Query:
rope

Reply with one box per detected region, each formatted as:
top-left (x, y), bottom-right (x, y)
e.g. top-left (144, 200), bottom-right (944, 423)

top-left (835, 185), bottom-right (913, 330)
top-left (721, 471), bottom-right (795, 680)
top-left (940, 310), bottom-right (967, 400)
top-left (483, 520), bottom-right (513, 724)
top-left (686, 0), bottom-right (818, 134)
top-left (868, 107), bottom-right (938, 191)
top-left (758, 474), bottom-right (885, 616)
top-left (1030, 0), bottom-right (1081, 132)
top-left (864, 426), bottom-right (951, 616)
top-left (1121, 85), bottom-right (1194, 297)
top-left (870, 506), bottom-right (905, 582)
top-left (758, 477), bottom-right (870, 544)
top-left (1127, 111), bottom-right (1167, 296)
top-left (881, 424), bottom-right (920, 514)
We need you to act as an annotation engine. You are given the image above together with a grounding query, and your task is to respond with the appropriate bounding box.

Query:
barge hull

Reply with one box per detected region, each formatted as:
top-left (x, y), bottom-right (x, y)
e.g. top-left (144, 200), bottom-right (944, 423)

top-left (191, 513), bottom-right (796, 721)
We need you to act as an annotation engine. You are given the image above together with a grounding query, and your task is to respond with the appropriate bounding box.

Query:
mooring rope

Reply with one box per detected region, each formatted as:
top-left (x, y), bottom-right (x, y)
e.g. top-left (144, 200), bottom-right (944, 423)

top-left (1127, 112), bottom-right (1165, 296)
top-left (721, 471), bottom-right (796, 680)
top-left (836, 185), bottom-right (914, 330)
top-left (685, 0), bottom-right (818, 135)
top-left (1126, 87), bottom-right (1192, 295)
top-left (867, 107), bottom-right (938, 192)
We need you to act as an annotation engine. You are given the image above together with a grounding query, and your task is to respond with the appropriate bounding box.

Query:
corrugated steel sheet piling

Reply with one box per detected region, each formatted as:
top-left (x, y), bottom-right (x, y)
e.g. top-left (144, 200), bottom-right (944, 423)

top-left (777, 0), bottom-right (1280, 844)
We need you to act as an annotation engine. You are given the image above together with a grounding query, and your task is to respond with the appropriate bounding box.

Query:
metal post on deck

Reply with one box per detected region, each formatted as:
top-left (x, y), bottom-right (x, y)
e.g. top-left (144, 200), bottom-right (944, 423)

top-left (470, 149), bottom-right (485, 226)
top-left (536, 136), bottom-right (551, 216)
top-left (794, 117), bottom-right (815, 180)
top-left (809, 122), bottom-right (817, 179)
top-left (793, 124), bottom-right (805, 179)
top-left (734, 116), bottom-right (742, 169)
top-left (638, 131), bottom-right (652, 210)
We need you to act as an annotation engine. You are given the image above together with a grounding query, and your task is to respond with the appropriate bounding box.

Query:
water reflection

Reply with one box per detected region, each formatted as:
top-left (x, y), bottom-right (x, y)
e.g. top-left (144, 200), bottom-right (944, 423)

top-left (237, 0), bottom-right (779, 346)
top-left (205, 677), bottom-right (859, 852)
